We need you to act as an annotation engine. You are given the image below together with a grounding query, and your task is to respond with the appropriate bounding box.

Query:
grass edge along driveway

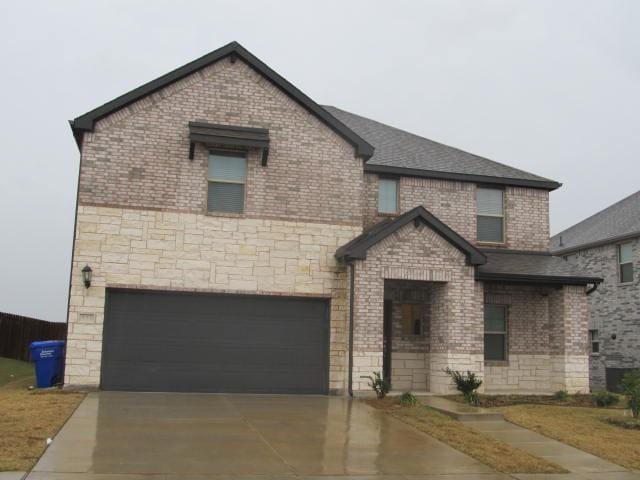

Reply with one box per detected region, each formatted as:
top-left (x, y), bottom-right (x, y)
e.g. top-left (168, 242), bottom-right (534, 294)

top-left (0, 357), bottom-right (86, 472)
top-left (365, 397), bottom-right (566, 474)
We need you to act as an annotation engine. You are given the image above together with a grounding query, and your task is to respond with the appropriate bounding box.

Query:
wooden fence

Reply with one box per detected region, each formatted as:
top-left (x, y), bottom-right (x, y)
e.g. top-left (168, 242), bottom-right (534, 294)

top-left (0, 312), bottom-right (67, 362)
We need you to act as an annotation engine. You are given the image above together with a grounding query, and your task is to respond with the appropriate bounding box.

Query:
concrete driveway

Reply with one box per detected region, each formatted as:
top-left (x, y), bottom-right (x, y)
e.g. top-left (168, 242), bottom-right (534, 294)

top-left (26, 392), bottom-right (504, 479)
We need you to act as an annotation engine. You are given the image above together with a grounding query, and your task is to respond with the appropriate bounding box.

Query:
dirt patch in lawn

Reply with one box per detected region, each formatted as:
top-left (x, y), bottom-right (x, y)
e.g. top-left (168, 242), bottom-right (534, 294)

top-left (366, 397), bottom-right (566, 474)
top-left (0, 380), bottom-right (85, 471)
top-left (502, 404), bottom-right (640, 470)
top-left (445, 393), bottom-right (623, 409)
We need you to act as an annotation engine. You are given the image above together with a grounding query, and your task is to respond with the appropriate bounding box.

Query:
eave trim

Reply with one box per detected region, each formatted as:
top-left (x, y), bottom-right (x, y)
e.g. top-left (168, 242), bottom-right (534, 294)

top-left (70, 41), bottom-right (374, 159)
top-left (335, 205), bottom-right (487, 266)
top-left (364, 164), bottom-right (562, 191)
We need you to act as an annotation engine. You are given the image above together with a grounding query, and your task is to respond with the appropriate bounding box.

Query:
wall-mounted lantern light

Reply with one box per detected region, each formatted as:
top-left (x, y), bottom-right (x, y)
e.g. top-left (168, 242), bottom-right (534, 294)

top-left (82, 265), bottom-right (93, 288)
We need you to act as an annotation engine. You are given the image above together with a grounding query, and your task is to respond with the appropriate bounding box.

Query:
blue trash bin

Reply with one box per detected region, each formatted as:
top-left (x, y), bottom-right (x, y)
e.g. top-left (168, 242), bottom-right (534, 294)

top-left (30, 340), bottom-right (65, 388)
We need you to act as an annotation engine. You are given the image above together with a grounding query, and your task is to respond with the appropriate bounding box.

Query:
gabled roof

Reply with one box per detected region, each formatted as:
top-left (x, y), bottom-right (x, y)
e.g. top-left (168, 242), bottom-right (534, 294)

top-left (478, 250), bottom-right (602, 285)
top-left (335, 206), bottom-right (487, 265)
top-left (551, 190), bottom-right (640, 254)
top-left (69, 42), bottom-right (374, 158)
top-left (323, 106), bottom-right (561, 191)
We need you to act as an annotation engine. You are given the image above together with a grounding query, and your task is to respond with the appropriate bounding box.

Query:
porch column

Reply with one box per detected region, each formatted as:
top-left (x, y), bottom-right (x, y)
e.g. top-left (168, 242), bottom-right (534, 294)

top-left (429, 275), bottom-right (485, 394)
top-left (351, 260), bottom-right (384, 392)
top-left (549, 285), bottom-right (590, 393)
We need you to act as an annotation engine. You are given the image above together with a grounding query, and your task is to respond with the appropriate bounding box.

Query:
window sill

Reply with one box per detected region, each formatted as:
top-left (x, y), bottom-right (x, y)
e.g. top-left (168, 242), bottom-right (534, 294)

top-left (618, 281), bottom-right (634, 287)
top-left (485, 360), bottom-right (509, 367)
top-left (205, 211), bottom-right (245, 219)
top-left (377, 212), bottom-right (398, 217)
top-left (477, 241), bottom-right (507, 248)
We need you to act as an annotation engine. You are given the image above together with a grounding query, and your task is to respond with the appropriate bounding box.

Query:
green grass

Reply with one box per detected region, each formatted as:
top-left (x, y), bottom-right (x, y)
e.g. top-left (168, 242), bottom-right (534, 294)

top-left (0, 357), bottom-right (34, 388)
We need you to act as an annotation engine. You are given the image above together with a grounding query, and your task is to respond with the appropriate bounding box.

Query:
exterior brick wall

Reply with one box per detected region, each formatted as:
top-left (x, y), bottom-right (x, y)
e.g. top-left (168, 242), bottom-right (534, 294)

top-left (79, 57), bottom-right (364, 226)
top-left (364, 174), bottom-right (550, 251)
top-left (66, 205), bottom-right (360, 389)
top-left (350, 222), bottom-right (482, 393)
top-left (563, 238), bottom-right (640, 391)
top-left (483, 283), bottom-right (589, 393)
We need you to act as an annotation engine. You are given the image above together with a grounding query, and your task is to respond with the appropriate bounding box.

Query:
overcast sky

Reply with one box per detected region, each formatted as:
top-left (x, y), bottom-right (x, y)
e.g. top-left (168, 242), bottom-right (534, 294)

top-left (0, 0), bottom-right (638, 322)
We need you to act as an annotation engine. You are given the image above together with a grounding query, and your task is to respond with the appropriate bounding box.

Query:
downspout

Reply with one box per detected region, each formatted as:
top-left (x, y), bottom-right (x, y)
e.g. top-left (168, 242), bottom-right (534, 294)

top-left (348, 261), bottom-right (355, 397)
top-left (586, 283), bottom-right (599, 295)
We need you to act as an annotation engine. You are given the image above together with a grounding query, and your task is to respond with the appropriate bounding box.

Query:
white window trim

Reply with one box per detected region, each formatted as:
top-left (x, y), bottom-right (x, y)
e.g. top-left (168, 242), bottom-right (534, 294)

top-left (207, 152), bottom-right (247, 214)
top-left (618, 243), bottom-right (634, 284)
top-left (476, 188), bottom-right (506, 244)
top-left (484, 304), bottom-right (508, 364)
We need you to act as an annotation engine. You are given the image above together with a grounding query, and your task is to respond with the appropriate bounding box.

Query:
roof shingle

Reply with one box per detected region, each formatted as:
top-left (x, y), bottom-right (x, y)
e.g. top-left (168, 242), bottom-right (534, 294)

top-left (551, 190), bottom-right (640, 253)
top-left (324, 106), bottom-right (561, 190)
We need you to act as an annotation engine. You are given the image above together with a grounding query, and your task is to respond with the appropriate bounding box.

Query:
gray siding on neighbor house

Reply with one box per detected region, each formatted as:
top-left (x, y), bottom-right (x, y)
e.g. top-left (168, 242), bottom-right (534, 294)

top-left (563, 237), bottom-right (640, 391)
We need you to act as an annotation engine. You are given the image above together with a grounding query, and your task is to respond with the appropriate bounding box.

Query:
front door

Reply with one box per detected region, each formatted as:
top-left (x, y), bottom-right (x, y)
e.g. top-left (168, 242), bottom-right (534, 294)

top-left (383, 299), bottom-right (393, 387)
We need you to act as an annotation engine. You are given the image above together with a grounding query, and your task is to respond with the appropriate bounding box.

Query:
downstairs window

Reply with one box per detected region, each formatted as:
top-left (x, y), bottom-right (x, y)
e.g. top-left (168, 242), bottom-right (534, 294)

top-left (484, 304), bottom-right (507, 361)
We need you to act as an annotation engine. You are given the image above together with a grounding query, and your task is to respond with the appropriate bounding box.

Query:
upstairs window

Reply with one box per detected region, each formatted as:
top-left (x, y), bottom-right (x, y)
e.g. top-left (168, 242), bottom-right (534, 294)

top-left (618, 243), bottom-right (634, 283)
top-left (484, 304), bottom-right (507, 361)
top-left (378, 178), bottom-right (398, 214)
top-left (208, 152), bottom-right (246, 213)
top-left (477, 187), bottom-right (504, 243)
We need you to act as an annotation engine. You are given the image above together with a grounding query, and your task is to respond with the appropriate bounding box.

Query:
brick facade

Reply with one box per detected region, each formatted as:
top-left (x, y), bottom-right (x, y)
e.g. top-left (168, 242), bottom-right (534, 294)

top-left (364, 174), bottom-right (550, 251)
top-left (563, 238), bottom-right (640, 391)
top-left (66, 48), bottom-right (588, 396)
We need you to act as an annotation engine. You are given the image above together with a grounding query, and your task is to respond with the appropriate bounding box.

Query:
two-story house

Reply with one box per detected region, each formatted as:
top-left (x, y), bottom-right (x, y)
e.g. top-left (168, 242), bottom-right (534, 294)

top-left (552, 191), bottom-right (639, 392)
top-left (65, 42), bottom-right (600, 396)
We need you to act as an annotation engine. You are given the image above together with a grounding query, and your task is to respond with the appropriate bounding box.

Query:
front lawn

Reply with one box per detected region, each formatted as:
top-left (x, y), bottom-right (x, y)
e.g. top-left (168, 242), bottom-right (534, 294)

top-left (502, 404), bottom-right (640, 471)
top-left (366, 397), bottom-right (566, 474)
top-left (0, 357), bottom-right (35, 387)
top-left (0, 361), bottom-right (85, 472)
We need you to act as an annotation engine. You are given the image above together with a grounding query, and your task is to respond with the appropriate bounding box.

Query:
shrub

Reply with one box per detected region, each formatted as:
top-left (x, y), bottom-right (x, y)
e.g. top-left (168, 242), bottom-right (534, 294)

top-left (591, 391), bottom-right (619, 408)
top-left (361, 371), bottom-right (390, 399)
top-left (400, 392), bottom-right (418, 407)
top-left (445, 368), bottom-right (482, 405)
top-left (553, 390), bottom-right (569, 401)
top-left (621, 370), bottom-right (640, 418)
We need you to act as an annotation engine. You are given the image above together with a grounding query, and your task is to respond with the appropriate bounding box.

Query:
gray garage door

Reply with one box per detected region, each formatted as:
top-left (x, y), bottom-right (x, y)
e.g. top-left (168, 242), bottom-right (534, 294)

top-left (101, 289), bottom-right (330, 394)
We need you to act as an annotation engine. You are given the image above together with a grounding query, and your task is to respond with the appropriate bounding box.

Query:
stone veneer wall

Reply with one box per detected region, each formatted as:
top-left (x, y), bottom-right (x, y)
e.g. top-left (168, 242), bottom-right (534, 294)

top-left (563, 239), bottom-right (640, 391)
top-left (363, 174), bottom-right (550, 251)
top-left (351, 222), bottom-right (483, 393)
top-left (483, 283), bottom-right (589, 394)
top-left (66, 205), bottom-right (360, 389)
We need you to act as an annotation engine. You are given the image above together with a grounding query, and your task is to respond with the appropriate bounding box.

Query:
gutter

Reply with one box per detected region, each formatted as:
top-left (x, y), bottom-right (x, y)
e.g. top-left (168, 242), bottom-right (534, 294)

top-left (586, 283), bottom-right (599, 295)
top-left (348, 262), bottom-right (355, 397)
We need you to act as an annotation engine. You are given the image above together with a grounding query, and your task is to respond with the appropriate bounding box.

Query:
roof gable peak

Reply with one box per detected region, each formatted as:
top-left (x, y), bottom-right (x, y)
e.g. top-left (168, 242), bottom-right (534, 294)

top-left (70, 41), bottom-right (374, 158)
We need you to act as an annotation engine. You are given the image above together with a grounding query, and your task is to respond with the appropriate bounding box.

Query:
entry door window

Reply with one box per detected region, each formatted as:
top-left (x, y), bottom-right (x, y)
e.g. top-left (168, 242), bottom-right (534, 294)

top-left (484, 304), bottom-right (507, 361)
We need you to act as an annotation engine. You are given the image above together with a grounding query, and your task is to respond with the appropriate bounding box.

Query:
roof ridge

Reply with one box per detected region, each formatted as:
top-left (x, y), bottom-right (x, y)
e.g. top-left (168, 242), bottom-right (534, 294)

top-left (323, 105), bottom-right (556, 184)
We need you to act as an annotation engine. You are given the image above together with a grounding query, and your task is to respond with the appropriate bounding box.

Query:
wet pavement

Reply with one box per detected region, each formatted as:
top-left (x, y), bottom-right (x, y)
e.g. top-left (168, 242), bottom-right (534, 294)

top-left (27, 392), bottom-right (500, 479)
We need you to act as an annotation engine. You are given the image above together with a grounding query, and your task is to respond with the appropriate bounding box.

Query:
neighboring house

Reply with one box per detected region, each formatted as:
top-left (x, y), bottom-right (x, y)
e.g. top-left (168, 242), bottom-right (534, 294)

top-left (551, 191), bottom-right (640, 392)
top-left (65, 41), bottom-right (600, 396)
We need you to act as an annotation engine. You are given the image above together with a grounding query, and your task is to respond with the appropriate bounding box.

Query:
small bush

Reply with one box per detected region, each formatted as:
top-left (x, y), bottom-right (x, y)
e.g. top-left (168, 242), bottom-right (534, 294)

top-left (605, 416), bottom-right (640, 430)
top-left (400, 392), bottom-right (418, 407)
top-left (621, 370), bottom-right (640, 418)
top-left (361, 371), bottom-right (390, 399)
top-left (445, 368), bottom-right (482, 405)
top-left (553, 390), bottom-right (569, 401)
top-left (591, 391), bottom-right (619, 408)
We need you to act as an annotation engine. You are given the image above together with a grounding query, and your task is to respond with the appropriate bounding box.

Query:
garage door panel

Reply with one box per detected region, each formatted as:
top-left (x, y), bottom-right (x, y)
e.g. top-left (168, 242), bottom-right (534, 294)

top-left (101, 289), bottom-right (329, 394)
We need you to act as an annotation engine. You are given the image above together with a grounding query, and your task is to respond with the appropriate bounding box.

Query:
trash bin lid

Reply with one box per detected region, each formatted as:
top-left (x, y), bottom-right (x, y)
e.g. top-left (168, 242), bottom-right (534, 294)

top-left (30, 340), bottom-right (65, 349)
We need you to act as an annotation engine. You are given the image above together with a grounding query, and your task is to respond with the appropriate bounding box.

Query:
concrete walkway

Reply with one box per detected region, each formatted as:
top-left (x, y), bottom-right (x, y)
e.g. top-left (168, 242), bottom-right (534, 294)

top-left (466, 419), bottom-right (630, 477)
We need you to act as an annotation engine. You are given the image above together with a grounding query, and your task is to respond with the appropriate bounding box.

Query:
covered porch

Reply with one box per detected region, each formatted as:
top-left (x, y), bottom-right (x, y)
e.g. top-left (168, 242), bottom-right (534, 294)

top-left (336, 206), bottom-right (602, 395)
